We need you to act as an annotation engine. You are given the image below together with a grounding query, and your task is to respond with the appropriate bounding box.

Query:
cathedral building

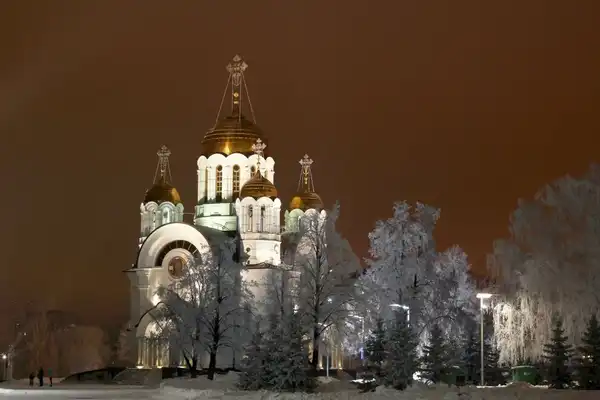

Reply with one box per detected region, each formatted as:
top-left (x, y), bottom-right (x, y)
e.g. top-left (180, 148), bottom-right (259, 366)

top-left (125, 55), bottom-right (333, 369)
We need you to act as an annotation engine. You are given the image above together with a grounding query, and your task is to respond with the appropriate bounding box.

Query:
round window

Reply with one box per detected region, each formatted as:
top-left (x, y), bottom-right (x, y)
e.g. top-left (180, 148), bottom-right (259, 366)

top-left (168, 256), bottom-right (186, 279)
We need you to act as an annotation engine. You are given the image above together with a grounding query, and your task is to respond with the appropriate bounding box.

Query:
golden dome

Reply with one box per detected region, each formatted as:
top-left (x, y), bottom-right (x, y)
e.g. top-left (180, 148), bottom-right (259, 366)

top-left (144, 177), bottom-right (182, 205)
top-left (201, 114), bottom-right (267, 156)
top-left (289, 191), bottom-right (324, 211)
top-left (240, 171), bottom-right (278, 200)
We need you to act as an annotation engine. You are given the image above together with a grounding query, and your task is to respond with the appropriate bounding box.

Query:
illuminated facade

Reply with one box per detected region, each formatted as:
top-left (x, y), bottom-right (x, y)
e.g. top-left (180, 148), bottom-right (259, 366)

top-left (125, 55), bottom-right (327, 369)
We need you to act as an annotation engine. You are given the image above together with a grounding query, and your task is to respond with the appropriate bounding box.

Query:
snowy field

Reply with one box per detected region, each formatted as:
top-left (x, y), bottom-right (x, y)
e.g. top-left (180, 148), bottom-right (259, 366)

top-left (1, 374), bottom-right (599, 399)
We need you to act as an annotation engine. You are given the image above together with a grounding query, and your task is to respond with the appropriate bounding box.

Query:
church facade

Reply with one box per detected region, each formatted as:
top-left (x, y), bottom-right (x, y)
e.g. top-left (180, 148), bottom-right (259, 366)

top-left (125, 55), bottom-right (338, 369)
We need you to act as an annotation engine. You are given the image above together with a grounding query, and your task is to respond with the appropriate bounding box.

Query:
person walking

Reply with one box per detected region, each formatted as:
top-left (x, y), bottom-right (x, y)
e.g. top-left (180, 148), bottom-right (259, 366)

top-left (47, 367), bottom-right (53, 387)
top-left (28, 372), bottom-right (34, 386)
top-left (37, 367), bottom-right (44, 387)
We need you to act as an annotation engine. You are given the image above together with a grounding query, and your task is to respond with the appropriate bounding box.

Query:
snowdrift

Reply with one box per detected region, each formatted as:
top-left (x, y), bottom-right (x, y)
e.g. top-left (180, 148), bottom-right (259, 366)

top-left (156, 373), bottom-right (600, 400)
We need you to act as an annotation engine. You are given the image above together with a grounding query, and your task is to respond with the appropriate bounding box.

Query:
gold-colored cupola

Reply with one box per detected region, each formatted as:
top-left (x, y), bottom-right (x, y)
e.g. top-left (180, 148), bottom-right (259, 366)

top-left (143, 145), bottom-right (182, 205)
top-left (289, 154), bottom-right (324, 211)
top-left (201, 55), bottom-right (267, 156)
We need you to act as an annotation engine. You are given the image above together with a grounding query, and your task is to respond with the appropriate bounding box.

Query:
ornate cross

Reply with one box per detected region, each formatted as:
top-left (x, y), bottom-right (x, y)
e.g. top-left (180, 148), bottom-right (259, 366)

top-left (299, 154), bottom-right (313, 186)
top-left (226, 55), bottom-right (248, 87)
top-left (252, 139), bottom-right (266, 171)
top-left (157, 145), bottom-right (171, 178)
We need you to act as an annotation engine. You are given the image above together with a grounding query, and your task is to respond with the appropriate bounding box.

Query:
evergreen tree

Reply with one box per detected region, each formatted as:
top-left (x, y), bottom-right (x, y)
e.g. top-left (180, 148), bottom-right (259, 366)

top-left (542, 316), bottom-right (573, 389)
top-left (577, 314), bottom-right (600, 389)
top-left (265, 312), bottom-right (315, 392)
top-left (238, 323), bottom-right (267, 390)
top-left (365, 317), bottom-right (386, 368)
top-left (461, 326), bottom-right (479, 384)
top-left (420, 324), bottom-right (450, 384)
top-left (484, 344), bottom-right (503, 386)
top-left (383, 312), bottom-right (418, 390)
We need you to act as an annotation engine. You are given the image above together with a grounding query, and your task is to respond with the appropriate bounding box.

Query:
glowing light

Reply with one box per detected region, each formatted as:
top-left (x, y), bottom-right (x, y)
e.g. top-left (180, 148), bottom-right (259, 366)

top-left (476, 293), bottom-right (493, 299)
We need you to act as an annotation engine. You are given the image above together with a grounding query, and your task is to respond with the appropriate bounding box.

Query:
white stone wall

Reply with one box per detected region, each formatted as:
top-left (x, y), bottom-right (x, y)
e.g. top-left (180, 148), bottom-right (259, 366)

top-left (139, 201), bottom-right (184, 241)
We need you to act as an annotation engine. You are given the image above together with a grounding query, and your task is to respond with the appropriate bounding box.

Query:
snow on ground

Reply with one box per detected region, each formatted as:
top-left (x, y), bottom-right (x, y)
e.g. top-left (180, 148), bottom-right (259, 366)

top-left (1, 375), bottom-right (599, 399)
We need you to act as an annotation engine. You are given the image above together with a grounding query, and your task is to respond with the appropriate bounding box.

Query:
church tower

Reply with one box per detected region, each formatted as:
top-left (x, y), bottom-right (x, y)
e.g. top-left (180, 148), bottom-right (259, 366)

top-left (139, 145), bottom-right (184, 245)
top-left (195, 55), bottom-right (276, 233)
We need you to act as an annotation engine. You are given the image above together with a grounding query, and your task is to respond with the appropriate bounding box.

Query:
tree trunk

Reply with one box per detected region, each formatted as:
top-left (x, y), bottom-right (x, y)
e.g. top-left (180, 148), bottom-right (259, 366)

top-left (311, 327), bottom-right (319, 371)
top-left (207, 351), bottom-right (217, 380)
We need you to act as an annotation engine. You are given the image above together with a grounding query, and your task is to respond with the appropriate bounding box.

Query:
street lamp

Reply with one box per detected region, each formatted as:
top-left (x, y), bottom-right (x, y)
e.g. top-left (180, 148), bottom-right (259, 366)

top-left (390, 303), bottom-right (410, 322)
top-left (476, 293), bottom-right (493, 386)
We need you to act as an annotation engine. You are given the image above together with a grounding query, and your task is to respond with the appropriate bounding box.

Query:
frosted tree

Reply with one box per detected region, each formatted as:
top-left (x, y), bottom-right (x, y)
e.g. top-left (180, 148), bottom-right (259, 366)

top-left (294, 204), bottom-right (361, 370)
top-left (362, 201), bottom-right (477, 345)
top-left (419, 324), bottom-right (449, 384)
top-left (148, 239), bottom-right (251, 379)
top-left (489, 165), bottom-right (600, 363)
top-left (365, 318), bottom-right (386, 368)
top-left (383, 310), bottom-right (418, 390)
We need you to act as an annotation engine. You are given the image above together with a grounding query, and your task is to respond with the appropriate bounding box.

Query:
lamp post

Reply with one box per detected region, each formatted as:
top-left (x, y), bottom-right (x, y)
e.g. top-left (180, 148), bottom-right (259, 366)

top-left (390, 303), bottom-right (410, 323)
top-left (476, 293), bottom-right (492, 386)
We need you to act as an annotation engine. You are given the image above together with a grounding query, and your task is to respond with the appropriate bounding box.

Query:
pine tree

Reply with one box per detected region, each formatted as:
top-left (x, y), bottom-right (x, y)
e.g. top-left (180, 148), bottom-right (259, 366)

top-left (420, 324), bottom-right (449, 384)
top-left (365, 317), bottom-right (386, 368)
top-left (484, 344), bottom-right (503, 385)
top-left (542, 316), bottom-right (573, 389)
top-left (461, 326), bottom-right (479, 384)
top-left (383, 312), bottom-right (418, 390)
top-left (577, 314), bottom-right (600, 389)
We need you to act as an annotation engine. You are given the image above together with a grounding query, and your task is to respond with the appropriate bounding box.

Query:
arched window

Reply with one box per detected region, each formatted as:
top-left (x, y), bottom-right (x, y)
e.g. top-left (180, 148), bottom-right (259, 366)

top-left (248, 206), bottom-right (253, 232)
top-left (260, 205), bottom-right (266, 232)
top-left (250, 165), bottom-right (256, 175)
top-left (232, 165), bottom-right (240, 200)
top-left (216, 165), bottom-right (223, 201)
top-left (204, 168), bottom-right (208, 200)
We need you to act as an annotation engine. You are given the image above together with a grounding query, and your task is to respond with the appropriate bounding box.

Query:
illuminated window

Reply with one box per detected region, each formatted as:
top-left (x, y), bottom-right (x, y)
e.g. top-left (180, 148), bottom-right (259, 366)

top-left (232, 165), bottom-right (240, 199)
top-left (216, 165), bottom-right (223, 201)
top-left (248, 206), bottom-right (253, 232)
top-left (250, 165), bottom-right (256, 175)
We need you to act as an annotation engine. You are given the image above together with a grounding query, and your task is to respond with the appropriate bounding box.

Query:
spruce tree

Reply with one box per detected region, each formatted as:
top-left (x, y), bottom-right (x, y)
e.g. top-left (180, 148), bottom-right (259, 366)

top-left (461, 326), bottom-right (479, 384)
top-left (238, 324), bottom-right (267, 390)
top-left (266, 312), bottom-right (315, 392)
top-left (365, 317), bottom-right (386, 369)
top-left (383, 312), bottom-right (418, 390)
top-left (420, 324), bottom-right (449, 384)
top-left (542, 316), bottom-right (573, 389)
top-left (577, 314), bottom-right (600, 389)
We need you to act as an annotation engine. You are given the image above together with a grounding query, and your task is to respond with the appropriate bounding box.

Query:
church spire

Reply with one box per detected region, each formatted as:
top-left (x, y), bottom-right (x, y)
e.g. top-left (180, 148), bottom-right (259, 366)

top-left (214, 55), bottom-right (256, 125)
top-left (154, 145), bottom-right (173, 184)
top-left (297, 154), bottom-right (316, 193)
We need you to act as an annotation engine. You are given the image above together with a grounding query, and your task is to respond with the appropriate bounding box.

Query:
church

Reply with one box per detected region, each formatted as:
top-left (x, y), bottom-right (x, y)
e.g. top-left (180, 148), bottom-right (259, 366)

top-left (125, 55), bottom-right (343, 369)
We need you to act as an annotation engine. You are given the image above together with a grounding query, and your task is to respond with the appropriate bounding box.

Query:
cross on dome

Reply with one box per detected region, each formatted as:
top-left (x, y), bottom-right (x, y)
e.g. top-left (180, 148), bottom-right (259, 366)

top-left (226, 55), bottom-right (248, 87)
top-left (156, 145), bottom-right (171, 179)
top-left (251, 139), bottom-right (266, 170)
top-left (299, 154), bottom-right (313, 187)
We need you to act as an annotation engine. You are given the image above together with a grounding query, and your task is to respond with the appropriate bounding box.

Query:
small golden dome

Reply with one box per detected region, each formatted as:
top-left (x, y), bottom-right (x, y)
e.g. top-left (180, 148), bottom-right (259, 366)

top-left (144, 177), bottom-right (182, 205)
top-left (240, 171), bottom-right (278, 200)
top-left (201, 114), bottom-right (267, 156)
top-left (289, 191), bottom-right (324, 211)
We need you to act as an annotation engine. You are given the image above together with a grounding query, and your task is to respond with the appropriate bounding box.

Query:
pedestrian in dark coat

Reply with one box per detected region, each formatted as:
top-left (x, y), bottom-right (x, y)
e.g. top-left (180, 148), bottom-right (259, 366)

top-left (37, 367), bottom-right (44, 387)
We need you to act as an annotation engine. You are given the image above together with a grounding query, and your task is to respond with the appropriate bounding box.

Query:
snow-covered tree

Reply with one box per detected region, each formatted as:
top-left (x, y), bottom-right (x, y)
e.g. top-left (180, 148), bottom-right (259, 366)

top-left (238, 323), bottom-right (265, 390)
top-left (383, 311), bottom-right (418, 390)
top-left (419, 324), bottom-right (449, 384)
top-left (365, 317), bottom-right (386, 368)
top-left (489, 165), bottom-right (600, 363)
top-left (294, 204), bottom-right (361, 370)
top-left (542, 316), bottom-right (573, 389)
top-left (362, 201), bottom-right (477, 346)
top-left (149, 239), bottom-right (251, 379)
top-left (577, 313), bottom-right (600, 389)
top-left (461, 325), bottom-right (479, 384)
